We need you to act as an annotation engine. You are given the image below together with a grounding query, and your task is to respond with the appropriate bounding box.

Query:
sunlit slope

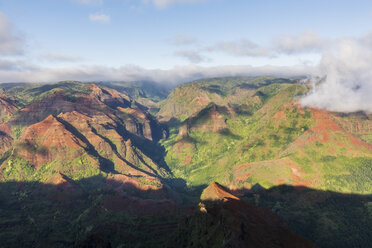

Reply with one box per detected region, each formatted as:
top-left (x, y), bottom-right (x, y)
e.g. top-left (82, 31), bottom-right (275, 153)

top-left (156, 76), bottom-right (297, 122)
top-left (0, 82), bottom-right (170, 192)
top-left (160, 77), bottom-right (372, 193)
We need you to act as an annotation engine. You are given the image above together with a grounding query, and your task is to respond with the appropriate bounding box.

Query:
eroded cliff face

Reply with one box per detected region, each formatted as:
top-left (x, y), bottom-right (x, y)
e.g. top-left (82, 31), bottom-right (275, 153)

top-left (0, 83), bottom-right (169, 195)
top-left (0, 95), bottom-right (18, 120)
top-left (0, 133), bottom-right (12, 155)
top-left (16, 115), bottom-right (88, 169)
top-left (0, 97), bottom-right (17, 154)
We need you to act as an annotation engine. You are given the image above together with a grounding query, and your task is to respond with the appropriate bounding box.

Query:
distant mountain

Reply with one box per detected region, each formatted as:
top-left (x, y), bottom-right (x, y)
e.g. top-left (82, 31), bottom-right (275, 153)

top-left (156, 76), bottom-right (297, 123)
top-left (94, 81), bottom-right (171, 101)
top-left (94, 81), bottom-right (171, 112)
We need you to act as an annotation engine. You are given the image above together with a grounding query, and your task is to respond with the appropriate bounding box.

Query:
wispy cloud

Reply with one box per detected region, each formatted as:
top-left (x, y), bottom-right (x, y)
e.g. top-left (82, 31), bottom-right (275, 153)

top-left (89, 13), bottom-right (111, 23)
top-left (202, 31), bottom-right (325, 58)
top-left (0, 59), bottom-right (32, 71)
top-left (0, 12), bottom-right (25, 56)
top-left (0, 62), bottom-right (312, 85)
top-left (41, 52), bottom-right (84, 62)
top-left (73, 0), bottom-right (205, 8)
top-left (173, 31), bottom-right (325, 62)
top-left (207, 39), bottom-right (272, 57)
top-left (150, 0), bottom-right (206, 8)
top-left (172, 34), bottom-right (197, 45)
top-left (173, 38), bottom-right (272, 63)
top-left (174, 49), bottom-right (206, 63)
top-left (73, 0), bottom-right (103, 5)
top-left (274, 30), bottom-right (326, 54)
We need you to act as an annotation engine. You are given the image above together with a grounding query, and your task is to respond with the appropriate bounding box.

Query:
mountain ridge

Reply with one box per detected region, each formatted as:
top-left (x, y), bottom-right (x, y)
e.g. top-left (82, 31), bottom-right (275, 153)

top-left (0, 76), bottom-right (371, 247)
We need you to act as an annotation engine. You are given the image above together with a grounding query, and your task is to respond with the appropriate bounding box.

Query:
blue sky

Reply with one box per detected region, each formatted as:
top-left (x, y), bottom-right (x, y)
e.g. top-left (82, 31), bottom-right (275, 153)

top-left (1, 0), bottom-right (372, 83)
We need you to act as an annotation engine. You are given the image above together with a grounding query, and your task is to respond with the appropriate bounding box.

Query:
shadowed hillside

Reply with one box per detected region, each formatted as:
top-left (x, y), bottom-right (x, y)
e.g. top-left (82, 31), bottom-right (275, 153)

top-left (242, 184), bottom-right (372, 248)
top-left (0, 175), bottom-right (186, 248)
top-left (170, 182), bottom-right (372, 248)
top-left (0, 176), bottom-right (371, 247)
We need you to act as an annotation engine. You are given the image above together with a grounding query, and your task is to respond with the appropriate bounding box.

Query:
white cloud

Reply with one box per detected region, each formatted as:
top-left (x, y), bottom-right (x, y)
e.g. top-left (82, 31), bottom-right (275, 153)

top-left (89, 13), bottom-right (111, 23)
top-left (73, 0), bottom-right (103, 5)
top-left (0, 12), bottom-right (25, 56)
top-left (73, 0), bottom-right (205, 8)
top-left (0, 63), bottom-right (312, 85)
top-left (207, 39), bottom-right (272, 57)
top-left (41, 52), bottom-right (84, 62)
top-left (274, 30), bottom-right (326, 54)
top-left (0, 59), bottom-right (31, 71)
top-left (359, 31), bottom-right (372, 49)
top-left (172, 34), bottom-right (197, 45)
top-left (174, 50), bottom-right (206, 63)
top-left (301, 36), bottom-right (372, 113)
top-left (203, 32), bottom-right (325, 58)
top-left (142, 0), bottom-right (205, 8)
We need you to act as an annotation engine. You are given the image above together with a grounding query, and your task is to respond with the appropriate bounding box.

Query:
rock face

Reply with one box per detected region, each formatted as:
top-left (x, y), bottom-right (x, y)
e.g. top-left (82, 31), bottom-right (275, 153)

top-left (0, 132), bottom-right (12, 154)
top-left (89, 83), bottom-right (131, 107)
top-left (0, 122), bottom-right (14, 154)
top-left (17, 91), bottom-right (77, 125)
top-left (16, 115), bottom-right (87, 169)
top-left (0, 95), bottom-right (18, 121)
top-left (171, 182), bottom-right (317, 248)
top-left (0, 83), bottom-right (179, 235)
top-left (13, 83), bottom-right (163, 140)
top-left (8, 84), bottom-right (165, 142)
top-left (0, 83), bottom-right (168, 189)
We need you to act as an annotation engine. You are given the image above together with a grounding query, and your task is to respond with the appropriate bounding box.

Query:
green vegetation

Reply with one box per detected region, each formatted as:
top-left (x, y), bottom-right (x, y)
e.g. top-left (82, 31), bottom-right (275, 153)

top-left (161, 82), bottom-right (315, 187)
top-left (11, 125), bottom-right (22, 139)
top-left (245, 185), bottom-right (372, 248)
top-left (156, 76), bottom-right (297, 122)
top-left (0, 178), bottom-right (181, 248)
top-left (2, 156), bottom-right (35, 181)
top-left (95, 81), bottom-right (171, 106)
top-left (1, 81), bottom-right (91, 107)
top-left (1, 77), bottom-right (372, 247)
top-left (159, 77), bottom-right (372, 195)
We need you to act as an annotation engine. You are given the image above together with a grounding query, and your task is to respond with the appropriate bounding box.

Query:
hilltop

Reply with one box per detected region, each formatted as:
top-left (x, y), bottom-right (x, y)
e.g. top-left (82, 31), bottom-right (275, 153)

top-left (160, 77), bottom-right (372, 195)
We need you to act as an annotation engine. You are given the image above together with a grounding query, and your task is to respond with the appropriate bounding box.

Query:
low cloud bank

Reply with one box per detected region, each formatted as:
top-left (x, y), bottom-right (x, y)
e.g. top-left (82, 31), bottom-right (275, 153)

top-left (301, 37), bottom-right (372, 113)
top-left (0, 64), bottom-right (312, 86)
